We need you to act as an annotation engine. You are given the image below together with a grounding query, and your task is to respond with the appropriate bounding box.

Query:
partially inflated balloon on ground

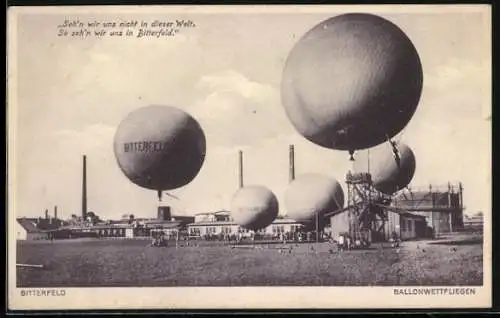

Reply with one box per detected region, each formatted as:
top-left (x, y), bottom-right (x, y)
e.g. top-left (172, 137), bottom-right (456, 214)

top-left (113, 105), bottom-right (206, 191)
top-left (281, 13), bottom-right (423, 151)
top-left (284, 173), bottom-right (344, 225)
top-left (231, 185), bottom-right (279, 231)
top-left (371, 142), bottom-right (416, 195)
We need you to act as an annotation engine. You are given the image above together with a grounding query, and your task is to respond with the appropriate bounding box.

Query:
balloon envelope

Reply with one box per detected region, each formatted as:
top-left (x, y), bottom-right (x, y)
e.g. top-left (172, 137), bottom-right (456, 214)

top-left (113, 105), bottom-right (206, 191)
top-left (231, 185), bottom-right (279, 231)
top-left (371, 142), bottom-right (416, 195)
top-left (281, 13), bottom-right (423, 151)
top-left (285, 173), bottom-right (344, 225)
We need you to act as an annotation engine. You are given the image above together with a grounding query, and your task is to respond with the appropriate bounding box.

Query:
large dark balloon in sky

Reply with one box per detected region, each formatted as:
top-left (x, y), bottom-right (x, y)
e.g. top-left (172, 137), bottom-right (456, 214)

top-left (281, 13), bottom-right (423, 151)
top-left (371, 142), bottom-right (416, 195)
top-left (231, 185), bottom-right (279, 231)
top-left (113, 105), bottom-right (206, 191)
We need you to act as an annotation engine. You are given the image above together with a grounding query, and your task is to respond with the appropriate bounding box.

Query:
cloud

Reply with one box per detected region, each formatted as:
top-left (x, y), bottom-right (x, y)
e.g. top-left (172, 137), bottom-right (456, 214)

top-left (54, 123), bottom-right (116, 153)
top-left (422, 58), bottom-right (490, 119)
top-left (195, 70), bottom-right (277, 103)
top-left (187, 70), bottom-right (295, 149)
top-left (423, 58), bottom-right (484, 91)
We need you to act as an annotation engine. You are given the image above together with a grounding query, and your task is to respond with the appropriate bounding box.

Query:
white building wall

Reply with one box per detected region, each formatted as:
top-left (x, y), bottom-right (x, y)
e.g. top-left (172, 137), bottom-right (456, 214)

top-left (329, 212), bottom-right (349, 239)
top-left (188, 221), bottom-right (304, 237)
top-left (16, 222), bottom-right (27, 240)
top-left (125, 228), bottom-right (134, 238)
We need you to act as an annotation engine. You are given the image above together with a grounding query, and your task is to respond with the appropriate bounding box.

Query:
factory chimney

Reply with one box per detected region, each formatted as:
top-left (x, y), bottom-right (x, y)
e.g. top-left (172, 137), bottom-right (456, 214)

top-left (54, 205), bottom-right (58, 222)
top-left (289, 145), bottom-right (295, 183)
top-left (44, 209), bottom-right (48, 220)
top-left (238, 150), bottom-right (244, 189)
top-left (82, 155), bottom-right (87, 220)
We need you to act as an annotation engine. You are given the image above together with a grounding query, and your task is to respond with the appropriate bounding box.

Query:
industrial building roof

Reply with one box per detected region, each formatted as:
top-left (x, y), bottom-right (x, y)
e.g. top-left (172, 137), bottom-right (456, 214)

top-left (17, 218), bottom-right (60, 233)
top-left (189, 217), bottom-right (302, 227)
top-left (16, 218), bottom-right (44, 233)
top-left (194, 210), bottom-right (231, 216)
top-left (393, 190), bottom-right (455, 208)
top-left (59, 221), bottom-right (183, 230)
top-left (396, 210), bottom-right (427, 220)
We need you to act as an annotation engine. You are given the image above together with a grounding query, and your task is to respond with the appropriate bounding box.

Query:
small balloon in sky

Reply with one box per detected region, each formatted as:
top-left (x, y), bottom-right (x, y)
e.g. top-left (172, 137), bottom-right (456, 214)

top-left (371, 142), bottom-right (416, 195)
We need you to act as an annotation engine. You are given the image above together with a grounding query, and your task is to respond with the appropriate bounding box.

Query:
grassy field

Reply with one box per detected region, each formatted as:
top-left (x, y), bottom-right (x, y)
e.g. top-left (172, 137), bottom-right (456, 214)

top-left (16, 233), bottom-right (483, 287)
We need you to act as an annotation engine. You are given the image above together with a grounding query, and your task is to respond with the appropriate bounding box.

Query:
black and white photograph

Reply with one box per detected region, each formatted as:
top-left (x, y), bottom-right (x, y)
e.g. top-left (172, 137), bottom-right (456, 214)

top-left (7, 4), bottom-right (491, 310)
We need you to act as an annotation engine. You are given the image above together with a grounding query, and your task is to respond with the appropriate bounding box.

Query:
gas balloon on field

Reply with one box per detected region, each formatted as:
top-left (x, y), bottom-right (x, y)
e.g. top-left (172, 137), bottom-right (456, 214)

top-left (284, 173), bottom-right (344, 225)
top-left (230, 185), bottom-right (279, 231)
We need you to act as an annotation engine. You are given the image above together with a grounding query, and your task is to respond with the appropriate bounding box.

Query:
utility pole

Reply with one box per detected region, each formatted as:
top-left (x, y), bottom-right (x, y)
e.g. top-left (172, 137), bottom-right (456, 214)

top-left (82, 155), bottom-right (87, 221)
top-left (316, 210), bottom-right (319, 242)
top-left (238, 150), bottom-right (244, 189)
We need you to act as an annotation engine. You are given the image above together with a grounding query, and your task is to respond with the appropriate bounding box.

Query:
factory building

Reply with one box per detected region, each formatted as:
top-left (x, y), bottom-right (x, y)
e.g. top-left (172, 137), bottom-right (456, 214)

top-left (16, 218), bottom-right (51, 241)
top-left (328, 182), bottom-right (464, 242)
top-left (328, 208), bottom-right (427, 242)
top-left (463, 212), bottom-right (483, 232)
top-left (391, 183), bottom-right (464, 235)
top-left (56, 205), bottom-right (194, 239)
top-left (187, 211), bottom-right (305, 239)
top-left (16, 207), bottom-right (64, 240)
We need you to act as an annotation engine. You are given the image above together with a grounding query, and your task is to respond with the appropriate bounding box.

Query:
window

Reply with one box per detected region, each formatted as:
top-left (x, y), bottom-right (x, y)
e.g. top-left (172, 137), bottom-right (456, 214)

top-left (408, 220), bottom-right (413, 232)
top-left (190, 227), bottom-right (200, 235)
top-left (272, 225), bottom-right (285, 233)
top-left (208, 227), bottom-right (217, 234)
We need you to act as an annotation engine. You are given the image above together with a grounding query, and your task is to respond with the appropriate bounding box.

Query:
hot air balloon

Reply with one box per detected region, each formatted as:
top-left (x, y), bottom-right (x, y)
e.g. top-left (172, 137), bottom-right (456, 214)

top-left (370, 142), bottom-right (416, 195)
top-left (284, 173), bottom-right (344, 226)
top-left (230, 185), bottom-right (279, 231)
top-left (281, 13), bottom-right (423, 153)
top-left (113, 105), bottom-right (206, 198)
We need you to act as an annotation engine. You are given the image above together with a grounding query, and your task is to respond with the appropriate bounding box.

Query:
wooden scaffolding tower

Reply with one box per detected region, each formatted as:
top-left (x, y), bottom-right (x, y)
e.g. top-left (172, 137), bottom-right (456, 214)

top-left (345, 171), bottom-right (392, 243)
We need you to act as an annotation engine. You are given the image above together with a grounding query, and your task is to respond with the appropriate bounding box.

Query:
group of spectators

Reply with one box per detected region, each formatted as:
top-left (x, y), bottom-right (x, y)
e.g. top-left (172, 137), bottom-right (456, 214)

top-left (197, 230), bottom-right (333, 243)
top-left (149, 229), bottom-right (335, 246)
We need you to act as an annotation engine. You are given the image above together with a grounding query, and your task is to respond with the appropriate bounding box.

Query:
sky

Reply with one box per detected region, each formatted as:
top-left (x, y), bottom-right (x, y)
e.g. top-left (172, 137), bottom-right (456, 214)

top-left (10, 6), bottom-right (491, 220)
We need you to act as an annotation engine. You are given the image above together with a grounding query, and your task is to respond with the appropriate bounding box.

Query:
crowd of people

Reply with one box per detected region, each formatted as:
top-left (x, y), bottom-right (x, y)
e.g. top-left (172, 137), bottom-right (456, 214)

top-left (149, 229), bottom-right (335, 246)
top-left (148, 229), bottom-right (400, 250)
top-left (334, 232), bottom-right (370, 251)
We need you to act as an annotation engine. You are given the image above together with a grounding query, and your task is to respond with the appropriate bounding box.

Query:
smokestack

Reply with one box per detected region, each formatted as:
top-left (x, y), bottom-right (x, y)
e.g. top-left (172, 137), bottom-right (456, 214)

top-left (289, 145), bottom-right (295, 182)
top-left (82, 155), bottom-right (87, 220)
top-left (44, 209), bottom-right (48, 220)
top-left (238, 150), bottom-right (244, 189)
top-left (54, 205), bottom-right (58, 221)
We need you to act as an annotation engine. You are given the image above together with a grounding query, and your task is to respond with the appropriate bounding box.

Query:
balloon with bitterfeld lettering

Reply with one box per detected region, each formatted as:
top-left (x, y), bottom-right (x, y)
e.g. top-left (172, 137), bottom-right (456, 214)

top-left (113, 105), bottom-right (206, 191)
top-left (281, 13), bottom-right (423, 151)
top-left (231, 185), bottom-right (279, 231)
